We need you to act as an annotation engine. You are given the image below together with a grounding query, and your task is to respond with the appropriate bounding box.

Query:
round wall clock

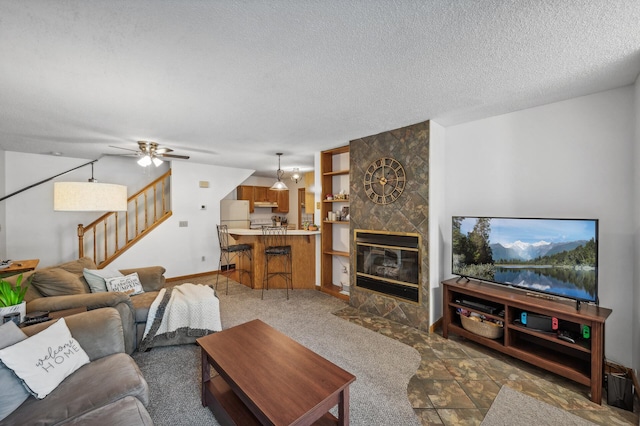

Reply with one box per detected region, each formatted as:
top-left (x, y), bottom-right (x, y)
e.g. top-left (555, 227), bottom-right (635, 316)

top-left (363, 157), bottom-right (406, 204)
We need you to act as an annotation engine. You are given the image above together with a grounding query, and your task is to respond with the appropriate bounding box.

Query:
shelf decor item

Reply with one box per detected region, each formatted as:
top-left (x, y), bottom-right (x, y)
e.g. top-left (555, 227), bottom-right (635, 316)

top-left (460, 314), bottom-right (503, 339)
top-left (0, 274), bottom-right (30, 323)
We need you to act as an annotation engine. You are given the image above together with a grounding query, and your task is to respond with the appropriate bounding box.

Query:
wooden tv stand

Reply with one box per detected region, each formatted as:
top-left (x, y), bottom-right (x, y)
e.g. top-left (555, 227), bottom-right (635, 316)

top-left (442, 278), bottom-right (612, 404)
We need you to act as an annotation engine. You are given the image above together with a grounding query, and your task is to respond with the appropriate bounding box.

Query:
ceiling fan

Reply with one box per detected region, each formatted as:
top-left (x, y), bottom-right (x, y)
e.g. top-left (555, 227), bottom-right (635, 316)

top-left (109, 141), bottom-right (190, 167)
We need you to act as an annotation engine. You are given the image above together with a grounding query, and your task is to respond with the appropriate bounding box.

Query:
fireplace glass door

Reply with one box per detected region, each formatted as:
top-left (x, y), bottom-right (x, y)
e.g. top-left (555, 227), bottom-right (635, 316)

top-left (355, 230), bottom-right (420, 303)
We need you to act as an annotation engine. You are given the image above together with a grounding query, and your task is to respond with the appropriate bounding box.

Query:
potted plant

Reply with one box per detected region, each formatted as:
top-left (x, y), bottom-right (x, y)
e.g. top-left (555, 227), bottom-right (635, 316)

top-left (308, 224), bottom-right (318, 231)
top-left (0, 274), bottom-right (30, 324)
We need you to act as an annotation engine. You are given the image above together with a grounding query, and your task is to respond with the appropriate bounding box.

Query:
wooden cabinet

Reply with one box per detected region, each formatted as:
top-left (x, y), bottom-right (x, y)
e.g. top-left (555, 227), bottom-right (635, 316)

top-left (320, 146), bottom-right (350, 301)
top-left (236, 185), bottom-right (288, 213)
top-left (442, 278), bottom-right (612, 404)
top-left (253, 186), bottom-right (268, 203)
top-left (272, 190), bottom-right (289, 213)
top-left (237, 185), bottom-right (254, 212)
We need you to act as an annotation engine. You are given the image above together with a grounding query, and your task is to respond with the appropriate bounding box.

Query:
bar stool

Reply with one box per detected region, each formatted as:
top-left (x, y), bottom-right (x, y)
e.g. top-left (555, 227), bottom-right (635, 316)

top-left (262, 225), bottom-right (292, 300)
top-left (216, 224), bottom-right (252, 294)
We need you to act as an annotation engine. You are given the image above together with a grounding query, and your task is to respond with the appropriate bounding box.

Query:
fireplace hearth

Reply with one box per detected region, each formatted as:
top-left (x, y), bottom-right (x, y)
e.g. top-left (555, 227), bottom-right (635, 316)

top-left (355, 230), bottom-right (420, 303)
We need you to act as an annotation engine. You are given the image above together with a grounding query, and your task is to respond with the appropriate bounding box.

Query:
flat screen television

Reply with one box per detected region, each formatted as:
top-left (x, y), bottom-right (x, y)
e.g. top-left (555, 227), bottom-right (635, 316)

top-left (452, 216), bottom-right (598, 304)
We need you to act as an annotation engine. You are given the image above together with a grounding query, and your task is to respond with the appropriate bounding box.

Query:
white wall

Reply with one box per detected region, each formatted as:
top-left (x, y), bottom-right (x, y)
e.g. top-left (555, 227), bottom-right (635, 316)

top-left (444, 86), bottom-right (635, 367)
top-left (0, 149), bottom-right (6, 259)
top-left (634, 74), bottom-right (640, 374)
top-left (3, 153), bottom-right (168, 267)
top-left (106, 161), bottom-right (254, 277)
top-left (1, 152), bottom-right (254, 278)
top-left (429, 121), bottom-right (446, 325)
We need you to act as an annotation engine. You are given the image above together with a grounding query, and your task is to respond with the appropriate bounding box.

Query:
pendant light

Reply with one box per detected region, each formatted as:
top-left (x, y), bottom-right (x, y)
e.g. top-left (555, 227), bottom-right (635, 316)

top-left (270, 153), bottom-right (288, 191)
top-left (290, 168), bottom-right (301, 183)
top-left (54, 162), bottom-right (127, 211)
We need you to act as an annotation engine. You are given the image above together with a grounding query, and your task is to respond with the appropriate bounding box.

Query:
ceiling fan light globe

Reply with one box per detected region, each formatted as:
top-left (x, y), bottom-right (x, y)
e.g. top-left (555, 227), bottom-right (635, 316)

top-left (137, 155), bottom-right (152, 167)
top-left (152, 157), bottom-right (163, 167)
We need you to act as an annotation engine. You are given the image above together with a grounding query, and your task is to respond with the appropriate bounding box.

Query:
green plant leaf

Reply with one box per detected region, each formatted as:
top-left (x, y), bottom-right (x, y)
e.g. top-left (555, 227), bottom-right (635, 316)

top-left (0, 274), bottom-right (30, 307)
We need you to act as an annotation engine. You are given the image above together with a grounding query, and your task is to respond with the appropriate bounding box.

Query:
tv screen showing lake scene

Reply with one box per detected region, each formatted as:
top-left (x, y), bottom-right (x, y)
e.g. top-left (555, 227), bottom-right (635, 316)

top-left (452, 217), bottom-right (598, 303)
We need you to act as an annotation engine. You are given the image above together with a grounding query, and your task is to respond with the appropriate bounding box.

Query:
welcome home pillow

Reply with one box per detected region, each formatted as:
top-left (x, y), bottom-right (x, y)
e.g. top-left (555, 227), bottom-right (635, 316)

top-left (105, 272), bottom-right (144, 296)
top-left (0, 318), bottom-right (90, 399)
top-left (83, 268), bottom-right (124, 293)
top-left (0, 321), bottom-right (30, 420)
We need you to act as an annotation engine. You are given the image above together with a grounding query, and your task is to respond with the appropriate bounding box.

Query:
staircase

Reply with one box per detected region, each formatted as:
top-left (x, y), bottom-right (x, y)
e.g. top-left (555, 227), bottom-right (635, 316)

top-left (78, 170), bottom-right (172, 268)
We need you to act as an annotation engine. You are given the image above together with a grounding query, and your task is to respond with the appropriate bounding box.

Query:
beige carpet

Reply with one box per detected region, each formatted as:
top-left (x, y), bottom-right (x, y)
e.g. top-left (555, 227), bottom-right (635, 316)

top-left (481, 385), bottom-right (598, 426)
top-left (134, 284), bottom-right (421, 425)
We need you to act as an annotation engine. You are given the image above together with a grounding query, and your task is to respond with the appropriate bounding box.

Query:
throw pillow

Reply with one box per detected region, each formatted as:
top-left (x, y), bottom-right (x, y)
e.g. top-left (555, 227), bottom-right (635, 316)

top-left (0, 322), bottom-right (30, 421)
top-left (105, 272), bottom-right (144, 296)
top-left (0, 318), bottom-right (90, 399)
top-left (31, 268), bottom-right (87, 296)
top-left (83, 268), bottom-right (124, 293)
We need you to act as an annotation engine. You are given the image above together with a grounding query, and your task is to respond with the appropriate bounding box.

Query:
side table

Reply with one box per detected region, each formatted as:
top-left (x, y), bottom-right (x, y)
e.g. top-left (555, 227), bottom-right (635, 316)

top-left (0, 259), bottom-right (40, 278)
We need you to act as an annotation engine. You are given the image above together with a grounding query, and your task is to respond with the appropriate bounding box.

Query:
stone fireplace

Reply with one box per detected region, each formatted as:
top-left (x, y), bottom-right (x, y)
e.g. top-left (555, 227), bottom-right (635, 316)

top-left (349, 120), bottom-right (430, 332)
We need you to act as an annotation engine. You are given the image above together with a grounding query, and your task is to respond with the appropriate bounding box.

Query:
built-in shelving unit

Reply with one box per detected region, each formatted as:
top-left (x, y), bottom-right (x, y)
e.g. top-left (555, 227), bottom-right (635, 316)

top-left (320, 146), bottom-right (350, 301)
top-left (442, 278), bottom-right (612, 404)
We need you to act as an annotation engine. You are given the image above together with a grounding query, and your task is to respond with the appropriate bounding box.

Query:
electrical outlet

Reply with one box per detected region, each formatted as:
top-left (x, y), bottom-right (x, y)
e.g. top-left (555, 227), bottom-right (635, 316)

top-left (201, 256), bottom-right (205, 261)
top-left (179, 221), bottom-right (188, 227)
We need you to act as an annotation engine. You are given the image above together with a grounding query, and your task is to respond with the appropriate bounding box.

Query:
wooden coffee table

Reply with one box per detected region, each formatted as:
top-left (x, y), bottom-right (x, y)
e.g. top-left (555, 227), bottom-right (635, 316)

top-left (197, 319), bottom-right (356, 425)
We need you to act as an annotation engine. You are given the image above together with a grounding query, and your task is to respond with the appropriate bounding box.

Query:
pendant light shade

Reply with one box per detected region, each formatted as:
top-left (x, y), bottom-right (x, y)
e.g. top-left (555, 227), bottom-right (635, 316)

top-left (270, 153), bottom-right (288, 191)
top-left (53, 162), bottom-right (127, 211)
top-left (54, 182), bottom-right (127, 211)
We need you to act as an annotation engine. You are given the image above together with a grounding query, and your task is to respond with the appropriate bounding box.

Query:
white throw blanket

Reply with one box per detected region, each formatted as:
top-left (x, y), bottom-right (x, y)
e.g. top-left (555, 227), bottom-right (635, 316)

top-left (140, 283), bottom-right (221, 351)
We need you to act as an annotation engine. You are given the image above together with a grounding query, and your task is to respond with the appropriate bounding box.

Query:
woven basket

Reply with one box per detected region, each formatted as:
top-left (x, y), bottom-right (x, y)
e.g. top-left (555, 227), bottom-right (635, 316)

top-left (460, 314), bottom-right (504, 339)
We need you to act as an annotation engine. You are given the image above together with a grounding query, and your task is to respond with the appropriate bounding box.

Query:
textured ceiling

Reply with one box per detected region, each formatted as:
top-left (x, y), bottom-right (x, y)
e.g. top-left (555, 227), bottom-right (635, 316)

top-left (1, 1), bottom-right (639, 176)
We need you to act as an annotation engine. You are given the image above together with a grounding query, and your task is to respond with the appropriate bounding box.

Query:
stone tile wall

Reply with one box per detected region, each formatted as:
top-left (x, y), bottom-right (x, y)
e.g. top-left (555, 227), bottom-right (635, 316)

top-left (349, 120), bottom-right (430, 332)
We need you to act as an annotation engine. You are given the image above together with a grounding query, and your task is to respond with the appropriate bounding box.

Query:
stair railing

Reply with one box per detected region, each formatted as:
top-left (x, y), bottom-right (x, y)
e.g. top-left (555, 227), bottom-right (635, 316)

top-left (78, 169), bottom-right (172, 268)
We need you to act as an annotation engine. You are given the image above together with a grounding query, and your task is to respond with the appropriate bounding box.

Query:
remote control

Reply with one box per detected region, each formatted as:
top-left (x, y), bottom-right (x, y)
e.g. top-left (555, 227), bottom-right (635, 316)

top-left (557, 331), bottom-right (575, 344)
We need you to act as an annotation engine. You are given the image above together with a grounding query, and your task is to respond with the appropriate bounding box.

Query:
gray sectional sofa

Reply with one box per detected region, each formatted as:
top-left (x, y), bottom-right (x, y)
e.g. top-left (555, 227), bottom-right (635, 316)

top-left (4, 257), bottom-right (167, 354)
top-left (1, 307), bottom-right (152, 425)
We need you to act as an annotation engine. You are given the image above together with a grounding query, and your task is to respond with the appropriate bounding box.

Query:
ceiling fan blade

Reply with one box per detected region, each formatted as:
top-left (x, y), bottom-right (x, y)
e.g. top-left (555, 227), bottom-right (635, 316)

top-left (155, 147), bottom-right (174, 154)
top-left (102, 153), bottom-right (139, 157)
top-left (160, 153), bottom-right (190, 159)
top-left (109, 145), bottom-right (140, 153)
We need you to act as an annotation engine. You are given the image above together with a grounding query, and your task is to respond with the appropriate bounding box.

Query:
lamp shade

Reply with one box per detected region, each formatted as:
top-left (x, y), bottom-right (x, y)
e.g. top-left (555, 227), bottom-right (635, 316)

top-left (270, 180), bottom-right (288, 190)
top-left (54, 182), bottom-right (128, 211)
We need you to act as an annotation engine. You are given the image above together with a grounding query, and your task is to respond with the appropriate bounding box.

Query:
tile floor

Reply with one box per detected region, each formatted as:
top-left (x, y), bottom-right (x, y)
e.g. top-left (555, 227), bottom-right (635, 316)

top-left (333, 305), bottom-right (639, 426)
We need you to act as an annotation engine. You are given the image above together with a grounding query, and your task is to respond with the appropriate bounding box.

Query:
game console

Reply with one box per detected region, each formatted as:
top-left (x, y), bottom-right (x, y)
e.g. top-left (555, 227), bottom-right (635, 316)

top-left (520, 312), bottom-right (558, 332)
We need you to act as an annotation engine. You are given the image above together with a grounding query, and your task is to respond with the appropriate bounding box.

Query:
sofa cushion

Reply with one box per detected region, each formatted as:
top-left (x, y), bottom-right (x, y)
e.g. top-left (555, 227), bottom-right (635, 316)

top-left (0, 318), bottom-right (90, 399)
top-left (83, 268), bottom-right (124, 293)
top-left (61, 396), bottom-right (152, 426)
top-left (57, 257), bottom-right (98, 275)
top-left (106, 272), bottom-right (145, 296)
top-left (130, 291), bottom-right (160, 323)
top-left (31, 268), bottom-right (89, 296)
top-left (0, 322), bottom-right (30, 421)
top-left (1, 352), bottom-right (149, 426)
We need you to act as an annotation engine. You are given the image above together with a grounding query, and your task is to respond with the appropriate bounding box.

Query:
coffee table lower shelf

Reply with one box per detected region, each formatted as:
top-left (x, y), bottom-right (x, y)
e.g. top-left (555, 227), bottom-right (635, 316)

top-left (204, 375), bottom-right (338, 426)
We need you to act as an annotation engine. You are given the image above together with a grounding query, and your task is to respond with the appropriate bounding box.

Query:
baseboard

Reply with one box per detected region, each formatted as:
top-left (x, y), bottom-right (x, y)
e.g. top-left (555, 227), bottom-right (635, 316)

top-left (429, 317), bottom-right (443, 333)
top-left (166, 270), bottom-right (217, 282)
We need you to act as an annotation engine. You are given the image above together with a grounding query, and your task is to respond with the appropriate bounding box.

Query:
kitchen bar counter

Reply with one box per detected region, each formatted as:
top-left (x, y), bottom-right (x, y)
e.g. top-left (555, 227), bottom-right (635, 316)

top-left (228, 229), bottom-right (321, 236)
top-left (227, 228), bottom-right (320, 290)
